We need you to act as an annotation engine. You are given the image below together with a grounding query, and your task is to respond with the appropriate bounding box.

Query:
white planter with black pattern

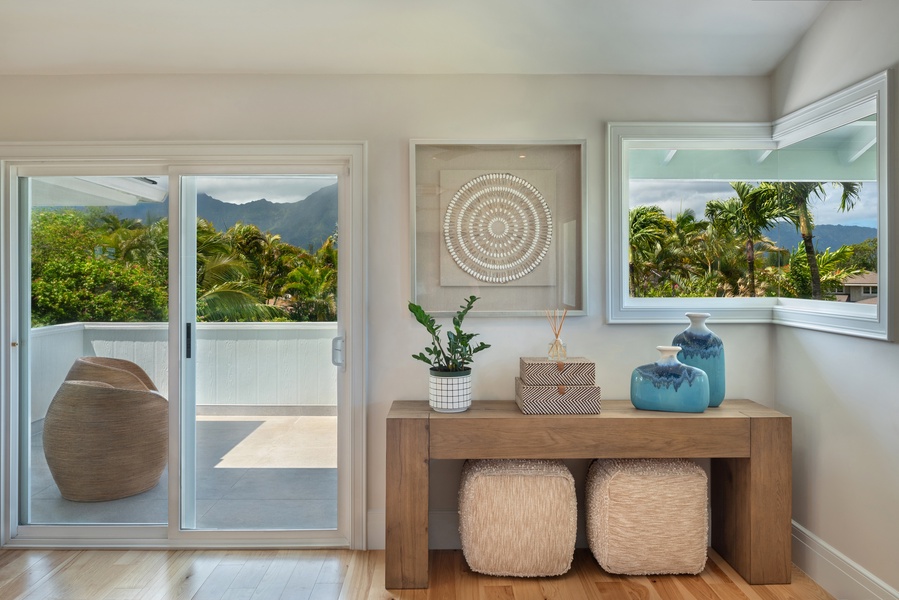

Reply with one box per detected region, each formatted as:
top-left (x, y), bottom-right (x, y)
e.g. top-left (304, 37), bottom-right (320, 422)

top-left (428, 368), bottom-right (472, 413)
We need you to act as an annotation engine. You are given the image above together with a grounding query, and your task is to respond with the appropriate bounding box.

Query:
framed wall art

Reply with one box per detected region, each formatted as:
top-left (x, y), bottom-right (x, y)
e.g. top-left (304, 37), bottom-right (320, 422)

top-left (411, 140), bottom-right (586, 316)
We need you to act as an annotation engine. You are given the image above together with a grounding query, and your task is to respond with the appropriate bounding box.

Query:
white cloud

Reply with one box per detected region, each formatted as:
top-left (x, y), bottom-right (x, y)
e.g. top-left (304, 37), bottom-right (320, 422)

top-left (629, 179), bottom-right (878, 229)
top-left (813, 183), bottom-right (878, 227)
top-left (195, 175), bottom-right (337, 205)
top-left (629, 180), bottom-right (735, 218)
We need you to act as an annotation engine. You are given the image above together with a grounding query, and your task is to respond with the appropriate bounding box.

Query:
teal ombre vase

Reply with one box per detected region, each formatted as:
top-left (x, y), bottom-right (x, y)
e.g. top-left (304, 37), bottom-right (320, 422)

top-left (630, 346), bottom-right (710, 413)
top-left (672, 313), bottom-right (725, 407)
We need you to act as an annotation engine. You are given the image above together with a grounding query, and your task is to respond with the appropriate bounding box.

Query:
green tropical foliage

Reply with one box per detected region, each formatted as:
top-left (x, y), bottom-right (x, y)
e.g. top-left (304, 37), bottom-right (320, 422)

top-left (704, 181), bottom-right (797, 297)
top-left (32, 257), bottom-right (168, 326)
top-left (282, 235), bottom-right (339, 322)
top-left (845, 237), bottom-right (877, 272)
top-left (31, 209), bottom-right (167, 326)
top-left (758, 244), bottom-right (863, 300)
top-left (629, 181), bottom-right (872, 300)
top-left (751, 181), bottom-right (860, 299)
top-left (30, 208), bottom-right (338, 326)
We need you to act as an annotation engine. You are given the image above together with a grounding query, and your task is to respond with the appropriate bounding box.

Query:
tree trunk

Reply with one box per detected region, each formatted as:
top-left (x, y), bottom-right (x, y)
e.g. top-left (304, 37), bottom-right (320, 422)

top-left (746, 238), bottom-right (756, 297)
top-left (802, 233), bottom-right (822, 300)
top-left (797, 205), bottom-right (822, 300)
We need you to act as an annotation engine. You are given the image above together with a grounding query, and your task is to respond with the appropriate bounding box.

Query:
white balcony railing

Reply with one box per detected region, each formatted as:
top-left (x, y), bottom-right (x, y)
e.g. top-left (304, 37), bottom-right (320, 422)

top-left (29, 321), bottom-right (339, 422)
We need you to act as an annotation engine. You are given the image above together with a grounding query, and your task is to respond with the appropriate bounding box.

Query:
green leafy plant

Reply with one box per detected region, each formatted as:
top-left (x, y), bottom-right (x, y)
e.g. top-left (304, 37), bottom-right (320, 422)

top-left (408, 295), bottom-right (490, 372)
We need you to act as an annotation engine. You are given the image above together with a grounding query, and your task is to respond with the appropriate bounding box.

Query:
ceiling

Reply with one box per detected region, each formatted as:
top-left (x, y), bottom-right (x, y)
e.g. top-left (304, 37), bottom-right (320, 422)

top-left (0, 0), bottom-right (830, 76)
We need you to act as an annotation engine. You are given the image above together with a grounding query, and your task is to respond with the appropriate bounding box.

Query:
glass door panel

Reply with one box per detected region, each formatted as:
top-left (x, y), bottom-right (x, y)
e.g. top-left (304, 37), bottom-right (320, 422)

top-left (18, 175), bottom-right (170, 526)
top-left (180, 174), bottom-right (339, 531)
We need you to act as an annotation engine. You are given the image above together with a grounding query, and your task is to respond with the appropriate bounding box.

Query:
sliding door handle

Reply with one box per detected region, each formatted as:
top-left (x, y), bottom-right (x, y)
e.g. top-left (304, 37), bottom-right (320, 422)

top-left (331, 335), bottom-right (345, 369)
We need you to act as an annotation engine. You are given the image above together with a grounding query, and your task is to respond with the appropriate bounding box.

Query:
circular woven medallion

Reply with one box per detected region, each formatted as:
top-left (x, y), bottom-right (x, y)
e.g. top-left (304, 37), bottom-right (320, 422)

top-left (444, 173), bottom-right (553, 283)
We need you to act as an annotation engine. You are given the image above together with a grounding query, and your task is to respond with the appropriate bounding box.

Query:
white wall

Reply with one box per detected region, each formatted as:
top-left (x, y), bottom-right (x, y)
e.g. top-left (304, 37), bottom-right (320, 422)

top-left (772, 0), bottom-right (899, 117)
top-left (2, 76), bottom-right (775, 547)
top-left (772, 2), bottom-right (899, 596)
top-left (29, 323), bottom-right (83, 420)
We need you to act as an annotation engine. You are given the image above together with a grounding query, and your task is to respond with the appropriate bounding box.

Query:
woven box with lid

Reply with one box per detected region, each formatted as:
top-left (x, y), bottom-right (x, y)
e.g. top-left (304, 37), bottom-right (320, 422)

top-left (516, 357), bottom-right (601, 415)
top-left (520, 357), bottom-right (596, 386)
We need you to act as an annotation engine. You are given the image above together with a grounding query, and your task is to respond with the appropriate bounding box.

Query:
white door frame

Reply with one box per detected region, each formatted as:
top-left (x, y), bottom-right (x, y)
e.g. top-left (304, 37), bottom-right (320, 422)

top-left (0, 142), bottom-right (367, 549)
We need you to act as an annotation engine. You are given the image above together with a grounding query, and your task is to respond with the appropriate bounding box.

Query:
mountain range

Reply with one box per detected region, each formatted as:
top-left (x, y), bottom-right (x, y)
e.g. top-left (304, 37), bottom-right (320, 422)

top-left (112, 183), bottom-right (338, 250)
top-left (763, 222), bottom-right (876, 252)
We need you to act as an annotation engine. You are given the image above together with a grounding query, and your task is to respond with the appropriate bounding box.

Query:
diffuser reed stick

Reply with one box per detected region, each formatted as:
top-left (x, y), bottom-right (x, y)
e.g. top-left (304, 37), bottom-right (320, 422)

top-left (545, 308), bottom-right (568, 360)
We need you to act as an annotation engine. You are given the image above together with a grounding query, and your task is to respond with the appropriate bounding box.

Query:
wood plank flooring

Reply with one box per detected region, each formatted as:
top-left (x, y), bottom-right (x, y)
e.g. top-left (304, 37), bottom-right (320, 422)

top-left (0, 547), bottom-right (834, 600)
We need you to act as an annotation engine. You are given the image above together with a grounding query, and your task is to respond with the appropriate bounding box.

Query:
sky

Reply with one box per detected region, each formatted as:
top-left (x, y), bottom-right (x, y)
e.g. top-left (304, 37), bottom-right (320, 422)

top-left (147, 175), bottom-right (337, 205)
top-left (629, 180), bottom-right (878, 229)
top-left (195, 175), bottom-right (337, 204)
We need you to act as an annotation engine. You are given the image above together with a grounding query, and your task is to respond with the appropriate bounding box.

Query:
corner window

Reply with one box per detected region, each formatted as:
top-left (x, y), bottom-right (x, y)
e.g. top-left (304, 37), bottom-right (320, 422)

top-left (608, 71), bottom-right (891, 339)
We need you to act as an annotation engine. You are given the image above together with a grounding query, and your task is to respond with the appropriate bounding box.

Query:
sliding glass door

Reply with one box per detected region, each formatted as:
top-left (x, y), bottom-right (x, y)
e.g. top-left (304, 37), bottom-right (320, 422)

top-left (7, 148), bottom-right (362, 547)
top-left (17, 174), bottom-right (170, 527)
top-left (178, 173), bottom-right (340, 532)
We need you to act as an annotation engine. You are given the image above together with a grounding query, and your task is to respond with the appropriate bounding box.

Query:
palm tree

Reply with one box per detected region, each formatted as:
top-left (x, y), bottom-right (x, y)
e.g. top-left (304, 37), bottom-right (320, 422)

top-left (670, 209), bottom-right (708, 259)
top-left (282, 264), bottom-right (337, 321)
top-left (755, 181), bottom-right (860, 300)
top-left (654, 209), bottom-right (712, 296)
top-left (282, 235), bottom-right (339, 321)
top-left (758, 243), bottom-right (863, 299)
top-left (255, 232), bottom-right (299, 302)
top-left (226, 222), bottom-right (267, 259)
top-left (704, 182), bottom-right (796, 297)
top-left (197, 257), bottom-right (283, 321)
top-left (628, 205), bottom-right (672, 295)
top-left (224, 223), bottom-right (298, 302)
top-left (195, 219), bottom-right (283, 322)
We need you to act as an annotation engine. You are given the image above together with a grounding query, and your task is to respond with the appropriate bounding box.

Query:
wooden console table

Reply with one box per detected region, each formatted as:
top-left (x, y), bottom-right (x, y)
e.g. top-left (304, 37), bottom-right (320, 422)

top-left (386, 399), bottom-right (791, 589)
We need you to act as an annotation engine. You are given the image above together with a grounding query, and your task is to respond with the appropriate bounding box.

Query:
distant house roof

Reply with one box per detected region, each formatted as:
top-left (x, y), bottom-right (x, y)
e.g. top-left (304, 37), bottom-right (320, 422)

top-left (842, 272), bottom-right (878, 286)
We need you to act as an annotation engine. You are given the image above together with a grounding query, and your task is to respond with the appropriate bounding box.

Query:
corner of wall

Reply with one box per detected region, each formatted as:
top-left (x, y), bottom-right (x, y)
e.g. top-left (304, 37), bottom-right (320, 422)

top-left (793, 522), bottom-right (899, 600)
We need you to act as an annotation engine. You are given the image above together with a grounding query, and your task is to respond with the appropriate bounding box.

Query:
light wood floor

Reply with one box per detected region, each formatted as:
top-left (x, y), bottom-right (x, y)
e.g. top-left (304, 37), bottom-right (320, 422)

top-left (0, 547), bottom-right (834, 600)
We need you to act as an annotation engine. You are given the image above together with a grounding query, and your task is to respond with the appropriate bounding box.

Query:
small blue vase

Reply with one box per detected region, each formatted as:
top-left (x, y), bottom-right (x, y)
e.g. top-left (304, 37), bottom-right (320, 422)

top-left (672, 313), bottom-right (725, 407)
top-left (631, 346), bottom-right (710, 413)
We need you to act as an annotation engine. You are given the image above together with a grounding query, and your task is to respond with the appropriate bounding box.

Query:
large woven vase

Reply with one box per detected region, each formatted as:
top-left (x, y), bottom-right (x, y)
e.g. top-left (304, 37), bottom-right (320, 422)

top-left (429, 368), bottom-right (472, 413)
top-left (672, 312), bottom-right (725, 407)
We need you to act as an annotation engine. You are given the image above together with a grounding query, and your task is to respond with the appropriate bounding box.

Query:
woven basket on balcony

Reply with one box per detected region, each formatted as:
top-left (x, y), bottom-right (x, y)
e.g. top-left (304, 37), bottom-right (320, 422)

top-left (65, 356), bottom-right (159, 391)
top-left (42, 358), bottom-right (168, 502)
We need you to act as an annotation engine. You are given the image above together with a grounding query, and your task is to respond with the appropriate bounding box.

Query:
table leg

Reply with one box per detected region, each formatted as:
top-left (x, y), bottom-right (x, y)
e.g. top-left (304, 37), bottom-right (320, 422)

top-left (711, 415), bottom-right (792, 584)
top-left (385, 416), bottom-right (430, 588)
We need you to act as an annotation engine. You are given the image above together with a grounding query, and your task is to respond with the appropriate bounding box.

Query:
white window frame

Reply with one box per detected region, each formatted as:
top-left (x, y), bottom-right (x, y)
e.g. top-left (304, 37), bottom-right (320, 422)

top-left (607, 71), bottom-right (892, 340)
top-left (0, 142), bottom-right (368, 549)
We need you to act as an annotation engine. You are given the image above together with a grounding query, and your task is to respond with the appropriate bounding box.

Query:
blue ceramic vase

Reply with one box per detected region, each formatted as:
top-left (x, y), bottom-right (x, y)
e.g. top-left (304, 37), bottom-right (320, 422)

top-left (672, 312), bottom-right (725, 407)
top-left (630, 346), bottom-right (710, 413)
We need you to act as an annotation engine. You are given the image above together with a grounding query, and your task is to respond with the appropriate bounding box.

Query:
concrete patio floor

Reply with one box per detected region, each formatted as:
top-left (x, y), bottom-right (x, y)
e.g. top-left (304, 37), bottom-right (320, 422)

top-left (27, 415), bottom-right (338, 530)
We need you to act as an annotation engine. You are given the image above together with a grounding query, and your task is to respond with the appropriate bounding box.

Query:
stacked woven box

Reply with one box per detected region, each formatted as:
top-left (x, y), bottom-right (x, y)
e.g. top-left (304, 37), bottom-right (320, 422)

top-left (515, 357), bottom-right (601, 414)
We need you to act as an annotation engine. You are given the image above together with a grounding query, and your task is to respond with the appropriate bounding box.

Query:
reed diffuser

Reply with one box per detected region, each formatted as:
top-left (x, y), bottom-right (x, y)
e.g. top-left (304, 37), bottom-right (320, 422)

top-left (545, 308), bottom-right (568, 360)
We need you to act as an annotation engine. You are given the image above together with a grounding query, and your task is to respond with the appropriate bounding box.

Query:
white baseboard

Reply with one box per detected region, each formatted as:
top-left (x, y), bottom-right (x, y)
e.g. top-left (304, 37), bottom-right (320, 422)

top-left (367, 509), bottom-right (385, 550)
top-left (792, 522), bottom-right (899, 600)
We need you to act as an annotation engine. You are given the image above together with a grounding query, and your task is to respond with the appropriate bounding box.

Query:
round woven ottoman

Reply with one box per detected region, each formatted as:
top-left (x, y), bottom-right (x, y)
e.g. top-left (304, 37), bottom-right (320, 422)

top-left (458, 459), bottom-right (577, 577)
top-left (586, 458), bottom-right (708, 575)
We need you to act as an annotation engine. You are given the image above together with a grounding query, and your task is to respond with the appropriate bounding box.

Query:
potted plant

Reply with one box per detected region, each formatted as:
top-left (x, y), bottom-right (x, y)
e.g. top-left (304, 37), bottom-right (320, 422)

top-left (408, 295), bottom-right (490, 412)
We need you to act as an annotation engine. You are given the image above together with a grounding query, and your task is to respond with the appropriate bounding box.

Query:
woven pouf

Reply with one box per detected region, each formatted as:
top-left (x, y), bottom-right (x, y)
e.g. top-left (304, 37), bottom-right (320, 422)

top-left (459, 459), bottom-right (577, 577)
top-left (586, 458), bottom-right (708, 575)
